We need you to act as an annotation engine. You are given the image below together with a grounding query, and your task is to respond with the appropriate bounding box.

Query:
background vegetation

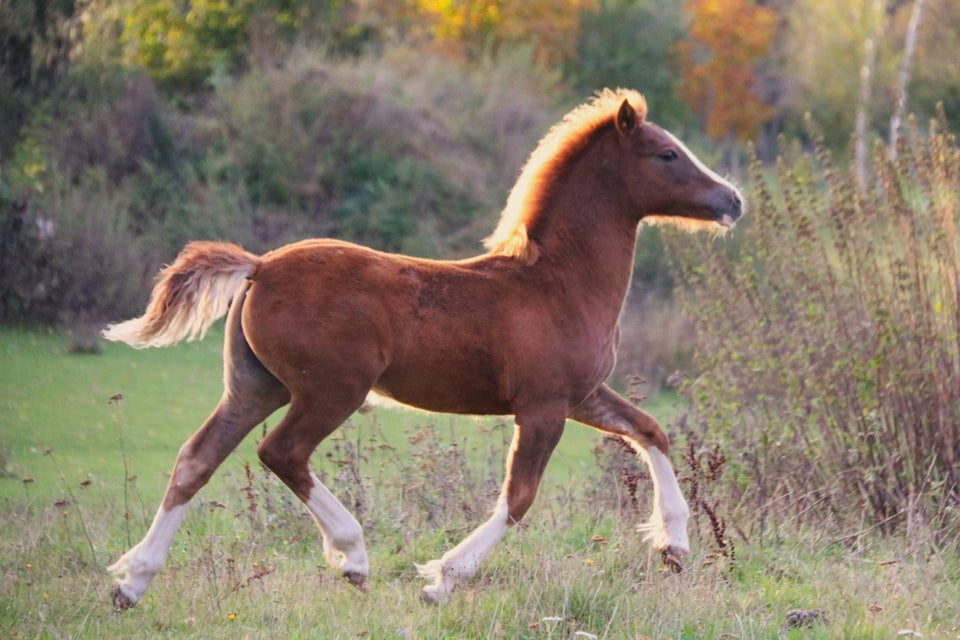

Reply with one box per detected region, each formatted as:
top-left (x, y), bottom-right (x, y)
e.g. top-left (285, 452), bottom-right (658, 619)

top-left (2, 0), bottom-right (959, 636)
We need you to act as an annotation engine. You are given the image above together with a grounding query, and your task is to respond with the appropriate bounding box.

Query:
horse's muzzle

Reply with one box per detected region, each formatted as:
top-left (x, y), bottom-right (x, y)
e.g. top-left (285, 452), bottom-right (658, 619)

top-left (717, 190), bottom-right (744, 229)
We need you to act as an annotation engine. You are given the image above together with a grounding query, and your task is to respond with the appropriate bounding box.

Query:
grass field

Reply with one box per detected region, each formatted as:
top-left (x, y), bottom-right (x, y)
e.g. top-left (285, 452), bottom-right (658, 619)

top-left (1, 327), bottom-right (958, 639)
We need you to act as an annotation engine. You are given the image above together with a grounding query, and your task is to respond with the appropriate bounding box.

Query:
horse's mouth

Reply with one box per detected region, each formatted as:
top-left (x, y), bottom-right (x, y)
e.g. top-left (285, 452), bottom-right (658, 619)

top-left (718, 212), bottom-right (739, 229)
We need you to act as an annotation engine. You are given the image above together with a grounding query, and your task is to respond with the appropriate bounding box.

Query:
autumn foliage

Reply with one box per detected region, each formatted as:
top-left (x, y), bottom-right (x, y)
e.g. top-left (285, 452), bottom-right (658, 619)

top-left (677, 0), bottom-right (777, 142)
top-left (369, 0), bottom-right (597, 67)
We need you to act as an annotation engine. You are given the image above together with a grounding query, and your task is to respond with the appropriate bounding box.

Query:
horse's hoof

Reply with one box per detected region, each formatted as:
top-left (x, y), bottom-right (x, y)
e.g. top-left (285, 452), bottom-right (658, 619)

top-left (343, 570), bottom-right (367, 592)
top-left (660, 546), bottom-right (685, 573)
top-left (112, 586), bottom-right (136, 612)
top-left (420, 586), bottom-right (445, 606)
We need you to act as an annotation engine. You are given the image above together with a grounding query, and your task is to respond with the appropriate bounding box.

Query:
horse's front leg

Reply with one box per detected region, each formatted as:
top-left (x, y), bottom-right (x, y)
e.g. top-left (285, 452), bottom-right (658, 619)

top-left (417, 407), bottom-right (565, 603)
top-left (570, 384), bottom-right (689, 570)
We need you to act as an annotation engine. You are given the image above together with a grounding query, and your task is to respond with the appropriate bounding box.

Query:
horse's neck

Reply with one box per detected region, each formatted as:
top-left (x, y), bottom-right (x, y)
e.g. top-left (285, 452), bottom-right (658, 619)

top-left (531, 148), bottom-right (639, 320)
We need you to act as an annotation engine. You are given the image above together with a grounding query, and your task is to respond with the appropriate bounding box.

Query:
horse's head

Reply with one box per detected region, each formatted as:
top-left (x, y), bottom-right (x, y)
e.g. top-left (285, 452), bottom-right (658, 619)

top-left (614, 99), bottom-right (743, 232)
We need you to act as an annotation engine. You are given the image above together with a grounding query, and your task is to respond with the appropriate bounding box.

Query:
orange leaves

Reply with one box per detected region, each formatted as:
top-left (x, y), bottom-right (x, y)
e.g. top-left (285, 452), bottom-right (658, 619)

top-left (394, 0), bottom-right (597, 67)
top-left (678, 0), bottom-right (777, 142)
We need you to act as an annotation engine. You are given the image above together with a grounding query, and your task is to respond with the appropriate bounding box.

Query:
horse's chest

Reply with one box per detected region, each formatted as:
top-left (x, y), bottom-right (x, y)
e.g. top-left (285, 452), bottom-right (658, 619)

top-left (536, 319), bottom-right (620, 396)
top-left (581, 324), bottom-right (620, 384)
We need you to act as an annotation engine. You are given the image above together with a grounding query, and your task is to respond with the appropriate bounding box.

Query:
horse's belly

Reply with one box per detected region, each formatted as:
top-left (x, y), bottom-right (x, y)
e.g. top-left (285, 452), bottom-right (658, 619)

top-left (373, 357), bottom-right (512, 416)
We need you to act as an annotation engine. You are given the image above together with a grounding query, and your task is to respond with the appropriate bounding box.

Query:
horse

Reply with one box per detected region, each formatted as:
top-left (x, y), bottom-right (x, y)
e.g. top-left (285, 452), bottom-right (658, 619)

top-left (102, 88), bottom-right (743, 610)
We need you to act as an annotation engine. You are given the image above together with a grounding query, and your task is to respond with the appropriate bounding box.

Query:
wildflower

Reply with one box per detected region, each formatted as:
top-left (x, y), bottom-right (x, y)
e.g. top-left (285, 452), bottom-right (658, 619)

top-left (228, 612), bottom-right (237, 621)
top-left (584, 558), bottom-right (593, 566)
top-left (24, 563), bottom-right (32, 569)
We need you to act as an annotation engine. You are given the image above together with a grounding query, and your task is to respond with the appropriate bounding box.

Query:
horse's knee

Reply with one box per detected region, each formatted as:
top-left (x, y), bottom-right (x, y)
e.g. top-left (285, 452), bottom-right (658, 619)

top-left (506, 480), bottom-right (538, 523)
top-left (635, 413), bottom-right (670, 453)
top-left (256, 440), bottom-right (291, 478)
top-left (257, 440), bottom-right (312, 495)
top-left (256, 440), bottom-right (279, 471)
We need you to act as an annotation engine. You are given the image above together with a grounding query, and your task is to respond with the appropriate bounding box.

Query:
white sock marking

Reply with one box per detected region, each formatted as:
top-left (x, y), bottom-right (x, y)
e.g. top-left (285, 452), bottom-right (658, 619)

top-left (305, 474), bottom-right (368, 577)
top-left (108, 503), bottom-right (188, 604)
top-left (418, 497), bottom-right (510, 603)
top-left (638, 446), bottom-right (690, 552)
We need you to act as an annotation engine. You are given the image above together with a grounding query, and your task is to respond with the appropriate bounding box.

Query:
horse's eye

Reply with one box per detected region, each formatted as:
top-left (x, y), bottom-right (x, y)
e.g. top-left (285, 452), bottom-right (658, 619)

top-left (658, 149), bottom-right (679, 162)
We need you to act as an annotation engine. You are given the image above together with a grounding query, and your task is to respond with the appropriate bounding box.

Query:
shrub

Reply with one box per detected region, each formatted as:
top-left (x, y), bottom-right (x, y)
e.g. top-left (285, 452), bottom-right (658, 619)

top-left (0, 182), bottom-right (153, 326)
top-left (0, 69), bottom-right (204, 325)
top-left (206, 46), bottom-right (557, 256)
top-left (669, 111), bottom-right (960, 539)
top-left (0, 45), bottom-right (560, 326)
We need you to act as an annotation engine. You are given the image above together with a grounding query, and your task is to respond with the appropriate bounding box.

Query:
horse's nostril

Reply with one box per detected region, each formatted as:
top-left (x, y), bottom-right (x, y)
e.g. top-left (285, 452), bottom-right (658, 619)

top-left (730, 192), bottom-right (744, 216)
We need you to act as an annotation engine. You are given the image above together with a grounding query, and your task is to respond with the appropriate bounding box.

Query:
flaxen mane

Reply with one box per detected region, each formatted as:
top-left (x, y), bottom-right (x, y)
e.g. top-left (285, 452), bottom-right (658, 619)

top-left (484, 89), bottom-right (648, 265)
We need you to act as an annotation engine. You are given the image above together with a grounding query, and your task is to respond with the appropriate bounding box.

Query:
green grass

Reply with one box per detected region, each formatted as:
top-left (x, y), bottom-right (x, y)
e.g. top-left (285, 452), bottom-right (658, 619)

top-left (1, 327), bottom-right (958, 638)
top-left (0, 326), bottom-right (648, 504)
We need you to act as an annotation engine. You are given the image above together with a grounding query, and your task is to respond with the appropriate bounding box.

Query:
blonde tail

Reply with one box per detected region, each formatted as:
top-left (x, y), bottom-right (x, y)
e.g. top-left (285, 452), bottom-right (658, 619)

top-left (102, 241), bottom-right (261, 348)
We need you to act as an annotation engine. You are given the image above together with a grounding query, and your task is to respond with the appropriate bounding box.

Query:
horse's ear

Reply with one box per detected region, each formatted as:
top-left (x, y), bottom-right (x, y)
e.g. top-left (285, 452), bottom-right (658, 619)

top-left (615, 99), bottom-right (638, 137)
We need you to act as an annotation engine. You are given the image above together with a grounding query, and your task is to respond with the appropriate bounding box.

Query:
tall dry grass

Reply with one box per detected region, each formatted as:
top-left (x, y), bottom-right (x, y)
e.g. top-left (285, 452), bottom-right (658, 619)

top-left (4, 409), bottom-right (958, 638)
top-left (668, 109), bottom-right (960, 543)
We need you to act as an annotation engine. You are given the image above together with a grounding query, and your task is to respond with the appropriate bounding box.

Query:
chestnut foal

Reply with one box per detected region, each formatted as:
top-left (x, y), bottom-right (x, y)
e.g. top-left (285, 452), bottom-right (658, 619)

top-left (103, 89), bottom-right (742, 609)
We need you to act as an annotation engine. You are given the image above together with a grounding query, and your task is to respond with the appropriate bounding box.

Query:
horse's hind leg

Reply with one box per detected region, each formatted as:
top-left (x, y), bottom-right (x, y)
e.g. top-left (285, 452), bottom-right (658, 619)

top-left (569, 384), bottom-right (689, 569)
top-left (418, 405), bottom-right (565, 603)
top-left (256, 385), bottom-right (372, 589)
top-left (109, 295), bottom-right (290, 610)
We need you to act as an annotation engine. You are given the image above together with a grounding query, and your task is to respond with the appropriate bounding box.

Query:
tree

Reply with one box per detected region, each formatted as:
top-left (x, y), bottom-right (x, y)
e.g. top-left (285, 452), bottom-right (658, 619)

top-left (889, 0), bottom-right (925, 159)
top-left (564, 0), bottom-right (691, 129)
top-left (854, 0), bottom-right (885, 188)
top-left (365, 0), bottom-right (596, 69)
top-left (0, 0), bottom-right (81, 153)
top-left (83, 0), bottom-right (360, 89)
top-left (677, 0), bottom-right (777, 148)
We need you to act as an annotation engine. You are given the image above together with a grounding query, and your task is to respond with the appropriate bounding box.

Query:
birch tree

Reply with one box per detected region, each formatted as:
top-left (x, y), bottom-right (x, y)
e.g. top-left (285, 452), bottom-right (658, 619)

top-left (854, 0), bottom-right (885, 189)
top-left (889, 0), bottom-right (926, 160)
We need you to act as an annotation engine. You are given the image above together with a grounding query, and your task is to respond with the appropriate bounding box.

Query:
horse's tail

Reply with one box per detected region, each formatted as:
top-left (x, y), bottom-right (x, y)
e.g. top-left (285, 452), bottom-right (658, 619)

top-left (102, 241), bottom-right (262, 348)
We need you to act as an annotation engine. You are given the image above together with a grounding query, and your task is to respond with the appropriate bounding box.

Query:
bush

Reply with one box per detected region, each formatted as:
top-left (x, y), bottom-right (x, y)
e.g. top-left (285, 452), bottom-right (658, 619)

top-left (0, 183), bottom-right (153, 326)
top-left (0, 46), bottom-right (560, 326)
top-left (206, 46), bottom-right (557, 255)
top-left (669, 111), bottom-right (960, 539)
top-left (0, 68), bottom-right (203, 325)
top-left (613, 294), bottom-right (695, 392)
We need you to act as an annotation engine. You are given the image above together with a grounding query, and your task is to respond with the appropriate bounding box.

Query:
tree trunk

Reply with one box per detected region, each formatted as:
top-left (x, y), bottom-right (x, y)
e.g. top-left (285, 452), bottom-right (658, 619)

top-left (889, 0), bottom-right (926, 161)
top-left (854, 0), bottom-right (885, 191)
top-left (855, 36), bottom-right (877, 191)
